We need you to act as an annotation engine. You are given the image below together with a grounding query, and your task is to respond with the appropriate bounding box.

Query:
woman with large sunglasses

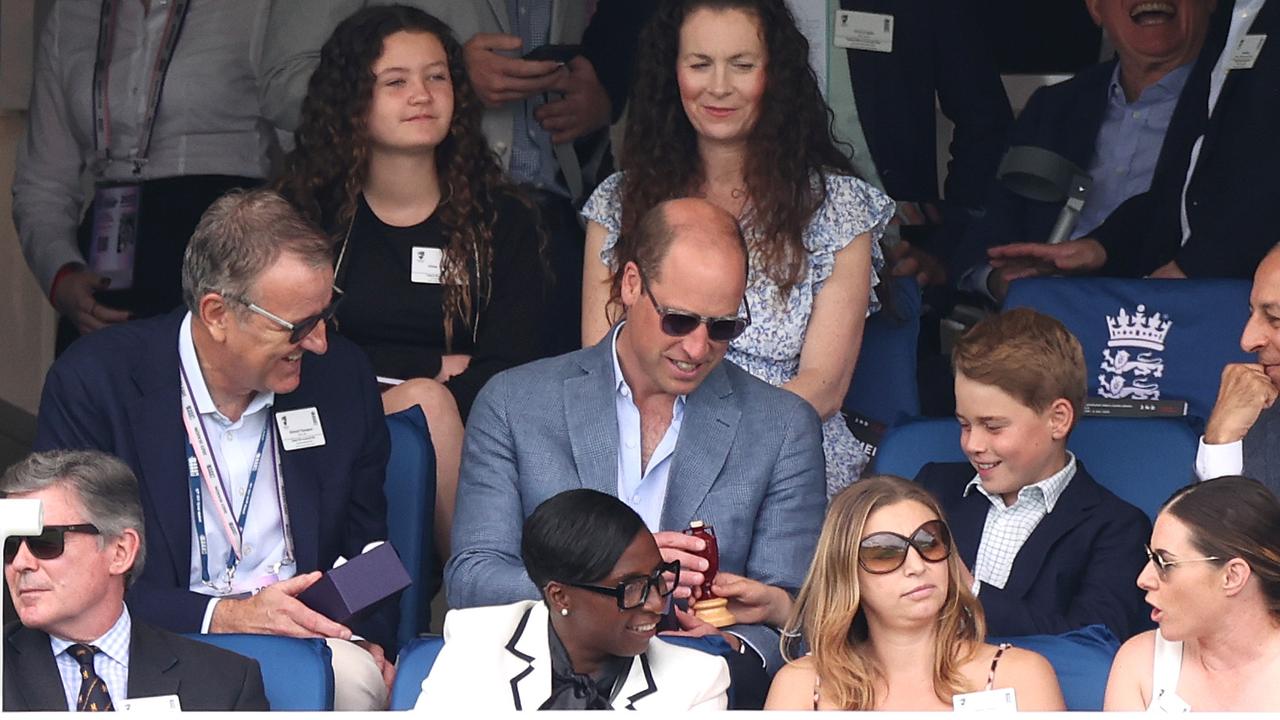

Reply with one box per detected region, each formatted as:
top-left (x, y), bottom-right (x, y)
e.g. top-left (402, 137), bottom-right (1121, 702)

top-left (579, 0), bottom-right (894, 496)
top-left (414, 489), bottom-right (730, 710)
top-left (275, 5), bottom-right (553, 557)
top-left (766, 476), bottom-right (1065, 711)
top-left (1103, 476), bottom-right (1280, 711)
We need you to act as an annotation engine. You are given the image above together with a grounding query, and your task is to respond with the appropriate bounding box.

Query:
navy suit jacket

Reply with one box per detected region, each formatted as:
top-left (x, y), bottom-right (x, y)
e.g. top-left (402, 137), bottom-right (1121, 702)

top-left (915, 461), bottom-right (1152, 640)
top-left (1094, 0), bottom-right (1279, 279)
top-left (4, 619), bottom-right (269, 711)
top-left (951, 60), bottom-right (1117, 277)
top-left (445, 330), bottom-right (826, 671)
top-left (841, 0), bottom-right (1012, 215)
top-left (33, 310), bottom-right (396, 649)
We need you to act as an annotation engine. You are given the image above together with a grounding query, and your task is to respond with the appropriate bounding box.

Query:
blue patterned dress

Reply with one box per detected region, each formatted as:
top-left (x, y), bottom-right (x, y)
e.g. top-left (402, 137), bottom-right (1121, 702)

top-left (583, 171), bottom-right (893, 494)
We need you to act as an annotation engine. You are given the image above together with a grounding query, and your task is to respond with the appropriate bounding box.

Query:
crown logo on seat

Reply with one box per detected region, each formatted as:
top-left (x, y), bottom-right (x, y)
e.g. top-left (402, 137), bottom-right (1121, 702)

top-left (1106, 304), bottom-right (1172, 351)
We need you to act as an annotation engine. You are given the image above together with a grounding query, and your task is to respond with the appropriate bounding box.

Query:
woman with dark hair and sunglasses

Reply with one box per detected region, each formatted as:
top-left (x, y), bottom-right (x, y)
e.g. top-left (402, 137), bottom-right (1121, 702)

top-left (414, 489), bottom-right (730, 710)
top-left (275, 5), bottom-right (552, 557)
top-left (766, 475), bottom-right (1064, 711)
top-left (580, 0), bottom-right (894, 496)
top-left (1104, 476), bottom-right (1280, 711)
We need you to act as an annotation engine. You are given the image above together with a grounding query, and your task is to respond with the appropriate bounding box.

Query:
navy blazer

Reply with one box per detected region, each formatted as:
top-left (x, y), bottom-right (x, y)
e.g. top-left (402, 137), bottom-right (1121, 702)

top-left (4, 619), bottom-right (269, 711)
top-left (841, 0), bottom-right (1013, 218)
top-left (1095, 0), bottom-right (1279, 279)
top-left (951, 60), bottom-right (1116, 277)
top-left (915, 461), bottom-right (1152, 640)
top-left (32, 310), bottom-right (396, 649)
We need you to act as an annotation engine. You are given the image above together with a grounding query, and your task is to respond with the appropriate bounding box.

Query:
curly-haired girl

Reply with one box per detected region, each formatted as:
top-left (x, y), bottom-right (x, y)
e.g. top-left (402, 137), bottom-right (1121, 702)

top-left (276, 4), bottom-right (550, 556)
top-left (581, 0), bottom-right (894, 494)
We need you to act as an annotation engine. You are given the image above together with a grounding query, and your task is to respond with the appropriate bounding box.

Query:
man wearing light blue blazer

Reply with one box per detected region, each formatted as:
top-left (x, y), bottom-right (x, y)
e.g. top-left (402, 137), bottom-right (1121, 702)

top-left (446, 198), bottom-right (826, 676)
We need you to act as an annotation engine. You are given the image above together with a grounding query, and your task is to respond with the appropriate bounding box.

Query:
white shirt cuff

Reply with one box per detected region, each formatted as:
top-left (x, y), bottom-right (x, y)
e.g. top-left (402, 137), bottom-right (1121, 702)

top-left (1196, 436), bottom-right (1244, 481)
top-left (200, 597), bottom-right (222, 633)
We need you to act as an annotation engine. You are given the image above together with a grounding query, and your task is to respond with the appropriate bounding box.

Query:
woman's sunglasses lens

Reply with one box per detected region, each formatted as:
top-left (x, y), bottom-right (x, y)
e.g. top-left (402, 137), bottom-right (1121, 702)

top-left (859, 538), bottom-right (908, 574)
top-left (915, 522), bottom-right (951, 562)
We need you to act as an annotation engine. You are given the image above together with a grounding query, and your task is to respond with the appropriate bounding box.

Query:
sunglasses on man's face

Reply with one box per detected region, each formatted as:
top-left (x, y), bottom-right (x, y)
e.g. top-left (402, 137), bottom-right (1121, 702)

top-left (858, 519), bottom-right (952, 574)
top-left (3, 524), bottom-right (101, 564)
top-left (227, 289), bottom-right (344, 344)
top-left (565, 560), bottom-right (681, 610)
top-left (638, 273), bottom-right (750, 343)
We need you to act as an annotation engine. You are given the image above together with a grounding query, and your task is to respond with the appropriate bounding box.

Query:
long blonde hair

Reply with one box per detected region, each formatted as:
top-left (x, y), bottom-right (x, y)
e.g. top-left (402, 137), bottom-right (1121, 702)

top-left (782, 475), bottom-right (986, 709)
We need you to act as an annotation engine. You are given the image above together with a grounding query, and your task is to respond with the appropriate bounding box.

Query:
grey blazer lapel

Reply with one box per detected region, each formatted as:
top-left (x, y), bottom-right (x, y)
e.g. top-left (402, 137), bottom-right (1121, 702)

top-left (661, 365), bottom-right (739, 531)
top-left (565, 339), bottom-right (621, 496)
top-left (5, 625), bottom-right (68, 710)
top-left (485, 0), bottom-right (512, 34)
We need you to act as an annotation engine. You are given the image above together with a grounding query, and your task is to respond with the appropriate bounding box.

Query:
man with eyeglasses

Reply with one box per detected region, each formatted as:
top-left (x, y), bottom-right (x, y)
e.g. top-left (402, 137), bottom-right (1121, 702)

top-left (32, 189), bottom-right (396, 710)
top-left (3, 449), bottom-right (269, 711)
top-left (448, 198), bottom-right (826, 692)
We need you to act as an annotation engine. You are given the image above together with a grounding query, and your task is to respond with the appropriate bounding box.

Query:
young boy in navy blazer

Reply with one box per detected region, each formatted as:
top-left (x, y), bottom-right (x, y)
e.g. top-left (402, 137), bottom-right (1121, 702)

top-left (916, 308), bottom-right (1151, 640)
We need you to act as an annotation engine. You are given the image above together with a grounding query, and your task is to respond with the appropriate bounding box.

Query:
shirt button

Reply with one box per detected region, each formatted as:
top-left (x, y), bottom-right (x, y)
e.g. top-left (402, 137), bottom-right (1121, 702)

top-left (631, 495), bottom-right (640, 504)
top-left (1132, 111), bottom-right (1141, 119)
top-left (226, 431), bottom-right (235, 441)
top-left (625, 439), bottom-right (636, 449)
top-left (243, 544), bottom-right (253, 555)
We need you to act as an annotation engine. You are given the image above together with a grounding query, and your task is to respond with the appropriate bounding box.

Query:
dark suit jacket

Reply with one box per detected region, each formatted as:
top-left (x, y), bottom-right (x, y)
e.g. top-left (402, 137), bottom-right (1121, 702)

top-left (4, 618), bottom-right (268, 711)
top-left (1242, 403), bottom-right (1280, 497)
top-left (915, 461), bottom-right (1152, 640)
top-left (32, 310), bottom-right (397, 649)
top-left (841, 0), bottom-right (1012, 223)
top-left (951, 60), bottom-right (1117, 277)
top-left (1094, 0), bottom-right (1280, 279)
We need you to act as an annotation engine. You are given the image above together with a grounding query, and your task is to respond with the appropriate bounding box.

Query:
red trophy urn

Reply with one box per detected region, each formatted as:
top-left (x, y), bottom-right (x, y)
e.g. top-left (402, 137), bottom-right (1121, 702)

top-left (683, 520), bottom-right (737, 628)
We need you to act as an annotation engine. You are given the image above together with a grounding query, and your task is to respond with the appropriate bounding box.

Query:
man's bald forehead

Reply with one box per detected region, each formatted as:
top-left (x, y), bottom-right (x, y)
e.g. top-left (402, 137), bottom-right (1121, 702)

top-left (658, 198), bottom-right (745, 259)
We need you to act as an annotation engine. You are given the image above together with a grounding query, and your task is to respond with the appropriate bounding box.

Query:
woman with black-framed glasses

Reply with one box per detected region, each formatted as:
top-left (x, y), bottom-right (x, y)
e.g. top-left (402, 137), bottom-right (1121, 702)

top-left (414, 489), bottom-right (730, 711)
top-left (766, 475), bottom-right (1064, 711)
top-left (1104, 476), bottom-right (1280, 711)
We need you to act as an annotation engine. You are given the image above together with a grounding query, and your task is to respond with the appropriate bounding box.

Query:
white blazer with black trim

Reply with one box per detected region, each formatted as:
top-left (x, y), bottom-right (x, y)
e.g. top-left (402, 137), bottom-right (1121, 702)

top-left (413, 601), bottom-right (730, 711)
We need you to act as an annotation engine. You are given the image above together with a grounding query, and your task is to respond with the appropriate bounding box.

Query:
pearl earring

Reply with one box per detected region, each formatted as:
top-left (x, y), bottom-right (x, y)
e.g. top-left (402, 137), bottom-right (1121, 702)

top-left (560, 608), bottom-right (570, 617)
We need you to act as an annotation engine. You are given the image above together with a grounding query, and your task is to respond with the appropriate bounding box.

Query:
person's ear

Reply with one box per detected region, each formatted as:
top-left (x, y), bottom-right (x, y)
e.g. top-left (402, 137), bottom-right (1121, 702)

top-left (545, 581), bottom-right (572, 616)
top-left (199, 293), bottom-right (232, 343)
top-left (107, 528), bottom-right (141, 579)
top-left (1222, 557), bottom-right (1252, 597)
top-left (619, 262), bottom-right (643, 308)
top-left (1047, 397), bottom-right (1074, 441)
top-left (1083, 0), bottom-right (1103, 27)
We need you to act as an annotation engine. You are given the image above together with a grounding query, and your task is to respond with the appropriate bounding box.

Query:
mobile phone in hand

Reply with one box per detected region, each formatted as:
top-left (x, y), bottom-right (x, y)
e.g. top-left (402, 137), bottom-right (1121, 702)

top-left (521, 43), bottom-right (582, 63)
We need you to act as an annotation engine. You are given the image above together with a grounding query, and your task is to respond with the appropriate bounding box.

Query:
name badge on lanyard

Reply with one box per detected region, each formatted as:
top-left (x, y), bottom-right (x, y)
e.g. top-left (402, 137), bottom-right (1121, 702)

top-left (1229, 34), bottom-right (1267, 70)
top-left (411, 247), bottom-right (443, 284)
top-left (88, 0), bottom-right (192, 290)
top-left (833, 11), bottom-right (894, 53)
top-left (179, 364), bottom-right (294, 594)
top-left (89, 183), bottom-right (141, 289)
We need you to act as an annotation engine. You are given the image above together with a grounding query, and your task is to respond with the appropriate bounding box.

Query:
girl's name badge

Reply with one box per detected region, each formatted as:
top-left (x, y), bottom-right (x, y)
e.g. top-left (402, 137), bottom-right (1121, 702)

top-left (411, 246), bottom-right (443, 284)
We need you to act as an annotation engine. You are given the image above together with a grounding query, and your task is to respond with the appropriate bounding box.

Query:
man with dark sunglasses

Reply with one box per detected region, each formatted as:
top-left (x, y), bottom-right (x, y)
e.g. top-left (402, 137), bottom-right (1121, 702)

top-left (448, 198), bottom-right (826, 687)
top-left (32, 190), bottom-right (396, 709)
top-left (3, 450), bottom-right (268, 711)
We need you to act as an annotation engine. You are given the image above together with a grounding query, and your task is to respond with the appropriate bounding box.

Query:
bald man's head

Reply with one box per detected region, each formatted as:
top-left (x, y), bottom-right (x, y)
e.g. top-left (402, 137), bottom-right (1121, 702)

top-left (631, 198), bottom-right (748, 288)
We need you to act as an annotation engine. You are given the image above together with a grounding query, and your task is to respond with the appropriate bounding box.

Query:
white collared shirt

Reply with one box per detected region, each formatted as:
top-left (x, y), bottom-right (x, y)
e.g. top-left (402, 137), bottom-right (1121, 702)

top-left (611, 323), bottom-right (686, 531)
top-left (178, 313), bottom-right (294, 626)
top-left (966, 453), bottom-right (1078, 592)
top-left (51, 605), bottom-right (131, 711)
top-left (1194, 436), bottom-right (1243, 480)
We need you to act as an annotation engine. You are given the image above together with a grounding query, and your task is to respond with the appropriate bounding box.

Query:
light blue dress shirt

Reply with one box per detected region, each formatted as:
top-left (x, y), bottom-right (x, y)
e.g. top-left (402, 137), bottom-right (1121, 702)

top-left (504, 0), bottom-right (566, 196)
top-left (1075, 63), bottom-right (1191, 237)
top-left (611, 323), bottom-right (685, 531)
top-left (51, 605), bottom-right (131, 710)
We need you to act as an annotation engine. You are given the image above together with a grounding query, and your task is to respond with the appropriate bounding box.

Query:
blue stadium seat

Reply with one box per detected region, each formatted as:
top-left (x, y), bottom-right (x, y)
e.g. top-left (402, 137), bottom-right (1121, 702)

top-left (1005, 277), bottom-right (1251, 422)
top-left (389, 635), bottom-right (445, 710)
top-left (385, 406), bottom-right (437, 650)
top-left (873, 416), bottom-right (1198, 519)
top-left (183, 634), bottom-right (333, 710)
top-left (844, 277), bottom-right (922, 425)
top-left (990, 624), bottom-right (1121, 711)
